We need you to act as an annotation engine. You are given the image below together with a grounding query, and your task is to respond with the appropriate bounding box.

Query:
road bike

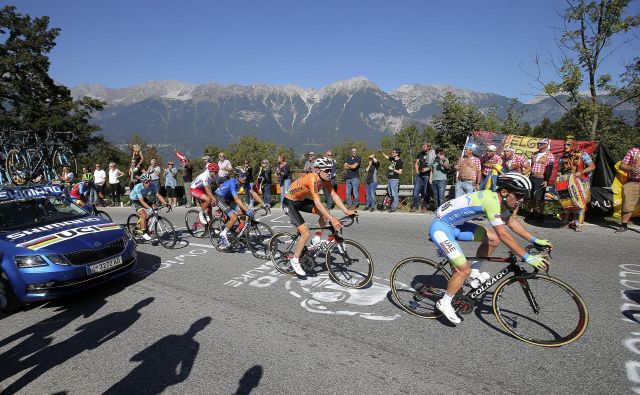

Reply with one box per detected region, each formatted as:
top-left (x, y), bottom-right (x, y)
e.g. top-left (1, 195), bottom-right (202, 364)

top-left (209, 206), bottom-right (274, 259)
top-left (268, 215), bottom-right (374, 289)
top-left (126, 205), bottom-right (177, 249)
top-left (186, 203), bottom-right (271, 238)
top-left (4, 131), bottom-right (77, 186)
top-left (389, 245), bottom-right (588, 347)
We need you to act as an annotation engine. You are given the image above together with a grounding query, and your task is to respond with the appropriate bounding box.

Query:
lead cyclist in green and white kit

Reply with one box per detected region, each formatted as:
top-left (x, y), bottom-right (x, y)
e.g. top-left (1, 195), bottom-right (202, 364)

top-left (429, 172), bottom-right (553, 324)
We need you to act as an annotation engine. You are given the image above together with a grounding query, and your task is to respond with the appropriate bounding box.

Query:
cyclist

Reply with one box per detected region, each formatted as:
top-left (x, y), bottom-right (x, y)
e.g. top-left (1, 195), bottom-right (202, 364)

top-left (69, 173), bottom-right (95, 207)
top-left (429, 172), bottom-right (553, 324)
top-left (190, 162), bottom-right (221, 224)
top-left (215, 166), bottom-right (266, 249)
top-left (282, 157), bottom-right (357, 276)
top-left (130, 173), bottom-right (170, 241)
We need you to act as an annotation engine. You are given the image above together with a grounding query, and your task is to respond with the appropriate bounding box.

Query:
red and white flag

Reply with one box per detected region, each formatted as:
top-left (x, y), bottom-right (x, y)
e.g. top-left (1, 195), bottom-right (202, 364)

top-left (176, 151), bottom-right (188, 163)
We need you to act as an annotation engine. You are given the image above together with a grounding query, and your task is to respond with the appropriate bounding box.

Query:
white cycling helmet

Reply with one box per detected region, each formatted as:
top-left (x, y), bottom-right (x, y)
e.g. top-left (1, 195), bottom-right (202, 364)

top-left (314, 157), bottom-right (333, 170)
top-left (496, 172), bottom-right (532, 194)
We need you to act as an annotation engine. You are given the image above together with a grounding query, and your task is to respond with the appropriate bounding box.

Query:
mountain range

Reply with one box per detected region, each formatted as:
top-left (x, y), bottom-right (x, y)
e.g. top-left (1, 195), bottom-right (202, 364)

top-left (70, 77), bottom-right (634, 159)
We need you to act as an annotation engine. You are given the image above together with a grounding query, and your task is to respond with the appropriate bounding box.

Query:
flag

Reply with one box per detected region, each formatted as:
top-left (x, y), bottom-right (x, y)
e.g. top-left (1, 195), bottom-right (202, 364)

top-left (176, 151), bottom-right (187, 163)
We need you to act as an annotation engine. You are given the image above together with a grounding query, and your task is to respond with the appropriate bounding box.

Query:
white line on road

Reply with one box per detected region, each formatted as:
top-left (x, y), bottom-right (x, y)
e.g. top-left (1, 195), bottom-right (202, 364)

top-left (187, 242), bottom-right (217, 249)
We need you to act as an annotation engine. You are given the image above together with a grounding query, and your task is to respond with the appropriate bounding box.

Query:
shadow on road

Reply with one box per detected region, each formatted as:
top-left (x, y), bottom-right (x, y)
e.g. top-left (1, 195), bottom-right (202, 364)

top-left (234, 365), bottom-right (264, 395)
top-left (104, 316), bottom-right (212, 394)
top-left (0, 251), bottom-right (162, 392)
top-left (0, 297), bottom-right (154, 394)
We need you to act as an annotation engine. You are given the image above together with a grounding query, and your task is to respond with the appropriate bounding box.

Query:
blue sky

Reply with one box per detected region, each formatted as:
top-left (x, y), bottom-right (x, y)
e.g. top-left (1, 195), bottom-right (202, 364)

top-left (4, 0), bottom-right (639, 102)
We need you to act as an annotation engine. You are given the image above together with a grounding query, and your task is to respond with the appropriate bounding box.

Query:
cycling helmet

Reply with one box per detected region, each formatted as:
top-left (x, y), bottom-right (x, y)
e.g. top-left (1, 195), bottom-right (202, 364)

top-left (82, 173), bottom-right (93, 182)
top-left (313, 157), bottom-right (333, 170)
top-left (139, 174), bottom-right (150, 182)
top-left (207, 162), bottom-right (219, 173)
top-left (496, 172), bottom-right (532, 194)
top-left (234, 166), bottom-right (247, 177)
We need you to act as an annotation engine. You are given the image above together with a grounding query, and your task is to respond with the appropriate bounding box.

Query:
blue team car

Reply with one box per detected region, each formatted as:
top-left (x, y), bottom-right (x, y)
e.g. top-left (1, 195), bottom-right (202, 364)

top-left (0, 184), bottom-right (137, 312)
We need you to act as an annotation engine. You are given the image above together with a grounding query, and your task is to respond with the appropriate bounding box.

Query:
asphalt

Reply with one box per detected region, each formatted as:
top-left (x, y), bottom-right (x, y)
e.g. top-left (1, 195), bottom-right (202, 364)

top-left (1, 206), bottom-right (639, 394)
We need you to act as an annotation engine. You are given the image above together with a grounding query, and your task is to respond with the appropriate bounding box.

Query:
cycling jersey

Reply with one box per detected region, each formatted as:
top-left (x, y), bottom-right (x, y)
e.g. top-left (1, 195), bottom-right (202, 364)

top-left (69, 182), bottom-right (93, 199)
top-left (191, 170), bottom-right (217, 190)
top-left (216, 178), bottom-right (243, 201)
top-left (435, 190), bottom-right (510, 227)
top-left (129, 183), bottom-right (156, 201)
top-left (285, 173), bottom-right (332, 202)
top-left (430, 191), bottom-right (511, 266)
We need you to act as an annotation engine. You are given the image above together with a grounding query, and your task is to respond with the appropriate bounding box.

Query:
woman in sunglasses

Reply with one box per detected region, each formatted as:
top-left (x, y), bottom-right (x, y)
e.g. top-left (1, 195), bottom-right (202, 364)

top-left (429, 172), bottom-right (553, 324)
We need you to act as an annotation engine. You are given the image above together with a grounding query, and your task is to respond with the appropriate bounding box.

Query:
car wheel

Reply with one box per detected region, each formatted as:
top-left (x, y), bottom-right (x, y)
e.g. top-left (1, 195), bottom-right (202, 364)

top-left (0, 271), bottom-right (21, 313)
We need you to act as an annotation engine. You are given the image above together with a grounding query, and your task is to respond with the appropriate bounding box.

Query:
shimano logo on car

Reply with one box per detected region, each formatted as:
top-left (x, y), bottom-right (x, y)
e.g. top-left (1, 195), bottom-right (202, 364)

top-left (470, 268), bottom-right (509, 298)
top-left (0, 185), bottom-right (64, 201)
top-left (7, 217), bottom-right (101, 240)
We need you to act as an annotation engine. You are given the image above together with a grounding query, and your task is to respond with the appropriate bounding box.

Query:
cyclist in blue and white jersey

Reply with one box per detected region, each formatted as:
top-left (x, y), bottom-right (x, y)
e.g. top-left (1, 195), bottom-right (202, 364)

top-left (215, 166), bottom-right (266, 248)
top-left (429, 173), bottom-right (553, 324)
top-left (130, 174), bottom-right (169, 240)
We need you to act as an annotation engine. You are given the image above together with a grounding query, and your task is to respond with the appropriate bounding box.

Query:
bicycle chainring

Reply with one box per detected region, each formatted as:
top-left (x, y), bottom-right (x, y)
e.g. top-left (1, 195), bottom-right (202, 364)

top-left (453, 295), bottom-right (475, 315)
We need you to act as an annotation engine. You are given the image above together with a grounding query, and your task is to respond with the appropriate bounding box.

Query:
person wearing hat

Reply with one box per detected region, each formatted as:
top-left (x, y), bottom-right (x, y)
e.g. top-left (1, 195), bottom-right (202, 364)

top-left (479, 144), bottom-right (504, 191)
top-left (164, 160), bottom-right (178, 207)
top-left (528, 138), bottom-right (555, 222)
top-left (501, 145), bottom-right (531, 175)
top-left (454, 143), bottom-right (482, 197)
top-left (557, 135), bottom-right (595, 231)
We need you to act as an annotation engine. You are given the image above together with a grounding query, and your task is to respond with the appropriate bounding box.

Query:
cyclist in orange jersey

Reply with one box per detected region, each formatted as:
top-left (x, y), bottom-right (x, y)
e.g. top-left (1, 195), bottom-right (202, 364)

top-left (282, 157), bottom-right (357, 276)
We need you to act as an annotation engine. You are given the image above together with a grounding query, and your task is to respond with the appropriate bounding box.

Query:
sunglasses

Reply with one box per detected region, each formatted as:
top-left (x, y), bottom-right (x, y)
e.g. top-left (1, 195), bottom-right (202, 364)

top-left (511, 192), bottom-right (526, 200)
top-left (319, 168), bottom-right (331, 174)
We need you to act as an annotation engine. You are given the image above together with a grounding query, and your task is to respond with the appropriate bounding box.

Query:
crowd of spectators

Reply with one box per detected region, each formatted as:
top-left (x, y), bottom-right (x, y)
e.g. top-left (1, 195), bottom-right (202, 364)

top-left (62, 139), bottom-right (640, 230)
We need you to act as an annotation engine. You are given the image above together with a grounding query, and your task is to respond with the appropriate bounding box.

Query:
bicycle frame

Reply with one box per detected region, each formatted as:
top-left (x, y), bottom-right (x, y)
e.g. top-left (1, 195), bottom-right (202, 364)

top-left (429, 249), bottom-right (545, 311)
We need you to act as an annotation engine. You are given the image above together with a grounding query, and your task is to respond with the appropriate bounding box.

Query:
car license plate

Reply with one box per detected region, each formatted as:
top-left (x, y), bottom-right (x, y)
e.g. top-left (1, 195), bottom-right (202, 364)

top-left (87, 256), bottom-right (123, 275)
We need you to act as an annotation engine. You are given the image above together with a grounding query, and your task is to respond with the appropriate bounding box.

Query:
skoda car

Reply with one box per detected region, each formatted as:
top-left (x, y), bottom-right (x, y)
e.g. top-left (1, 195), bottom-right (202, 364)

top-left (0, 184), bottom-right (137, 312)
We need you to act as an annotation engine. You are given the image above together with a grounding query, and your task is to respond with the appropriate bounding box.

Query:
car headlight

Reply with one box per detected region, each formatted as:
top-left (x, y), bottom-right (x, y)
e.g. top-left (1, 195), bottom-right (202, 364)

top-left (48, 254), bottom-right (71, 266)
top-left (15, 255), bottom-right (48, 268)
top-left (14, 254), bottom-right (71, 268)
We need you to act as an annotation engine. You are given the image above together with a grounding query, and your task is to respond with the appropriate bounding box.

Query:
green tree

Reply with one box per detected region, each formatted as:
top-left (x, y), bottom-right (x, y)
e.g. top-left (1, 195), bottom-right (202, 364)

top-left (432, 92), bottom-right (483, 153)
top-left (539, 0), bottom-right (640, 139)
top-left (501, 99), bottom-right (528, 135)
top-left (479, 105), bottom-right (501, 133)
top-left (0, 6), bottom-right (104, 136)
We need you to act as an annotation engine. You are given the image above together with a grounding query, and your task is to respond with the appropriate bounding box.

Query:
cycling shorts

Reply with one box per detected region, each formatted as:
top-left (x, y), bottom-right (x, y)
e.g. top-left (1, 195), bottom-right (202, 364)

top-left (216, 197), bottom-right (240, 217)
top-left (428, 219), bottom-right (487, 266)
top-left (131, 199), bottom-right (153, 215)
top-left (190, 187), bottom-right (211, 202)
top-left (282, 197), bottom-right (318, 227)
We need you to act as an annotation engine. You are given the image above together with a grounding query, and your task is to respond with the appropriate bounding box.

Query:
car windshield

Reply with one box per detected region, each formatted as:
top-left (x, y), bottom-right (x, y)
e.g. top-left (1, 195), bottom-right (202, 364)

top-left (0, 196), bottom-right (87, 231)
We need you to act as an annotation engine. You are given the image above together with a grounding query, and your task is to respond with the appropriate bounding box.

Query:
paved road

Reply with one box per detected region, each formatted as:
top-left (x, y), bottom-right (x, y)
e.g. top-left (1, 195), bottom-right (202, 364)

top-left (1, 206), bottom-right (639, 394)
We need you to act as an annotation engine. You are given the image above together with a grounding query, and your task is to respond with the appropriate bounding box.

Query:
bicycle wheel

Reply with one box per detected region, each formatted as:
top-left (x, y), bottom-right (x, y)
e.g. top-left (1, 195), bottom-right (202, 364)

top-left (95, 209), bottom-right (112, 221)
top-left (154, 216), bottom-right (177, 249)
top-left (268, 232), bottom-right (297, 275)
top-left (126, 214), bottom-right (141, 239)
top-left (492, 274), bottom-right (589, 347)
top-left (245, 220), bottom-right (274, 259)
top-left (185, 209), bottom-right (209, 238)
top-left (324, 239), bottom-right (373, 288)
top-left (5, 148), bottom-right (28, 185)
top-left (52, 147), bottom-right (77, 176)
top-left (390, 257), bottom-right (451, 319)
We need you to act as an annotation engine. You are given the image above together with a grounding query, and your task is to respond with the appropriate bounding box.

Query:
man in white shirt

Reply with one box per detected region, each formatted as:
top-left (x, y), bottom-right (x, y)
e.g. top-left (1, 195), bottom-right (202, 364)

top-left (218, 152), bottom-right (233, 180)
top-left (93, 162), bottom-right (107, 205)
